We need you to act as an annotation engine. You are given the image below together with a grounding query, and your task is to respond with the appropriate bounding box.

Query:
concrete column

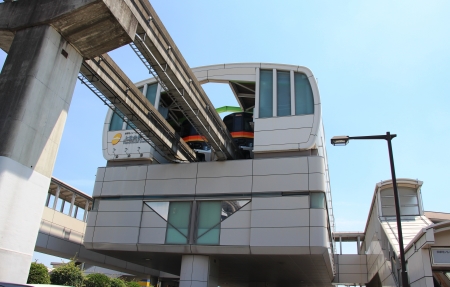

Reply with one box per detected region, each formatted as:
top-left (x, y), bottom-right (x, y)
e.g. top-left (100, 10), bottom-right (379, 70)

top-left (0, 25), bottom-right (82, 283)
top-left (180, 255), bottom-right (219, 287)
top-left (83, 200), bottom-right (89, 222)
top-left (52, 185), bottom-right (60, 210)
top-left (357, 236), bottom-right (361, 255)
top-left (74, 206), bottom-right (79, 219)
top-left (69, 193), bottom-right (76, 217)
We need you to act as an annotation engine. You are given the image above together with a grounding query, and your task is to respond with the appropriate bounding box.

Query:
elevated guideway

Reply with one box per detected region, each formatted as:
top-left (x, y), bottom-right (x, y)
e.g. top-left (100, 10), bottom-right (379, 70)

top-left (127, 0), bottom-right (239, 160)
top-left (79, 54), bottom-right (197, 163)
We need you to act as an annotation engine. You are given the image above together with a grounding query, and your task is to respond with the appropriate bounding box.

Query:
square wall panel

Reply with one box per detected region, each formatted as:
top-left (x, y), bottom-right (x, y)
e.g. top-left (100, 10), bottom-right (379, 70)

top-left (95, 211), bottom-right (141, 227)
top-left (220, 228), bottom-right (250, 246)
top-left (252, 196), bottom-right (309, 210)
top-left (144, 178), bottom-right (197, 195)
top-left (251, 209), bottom-right (309, 228)
top-left (138, 227), bottom-right (166, 244)
top-left (253, 174), bottom-right (308, 193)
top-left (197, 160), bottom-right (252, 178)
top-left (250, 227), bottom-right (309, 246)
top-left (147, 162), bottom-right (197, 180)
top-left (98, 200), bottom-right (143, 212)
top-left (253, 157), bottom-right (308, 176)
top-left (101, 180), bottom-right (145, 196)
top-left (196, 176), bottom-right (252, 195)
top-left (93, 227), bottom-right (139, 244)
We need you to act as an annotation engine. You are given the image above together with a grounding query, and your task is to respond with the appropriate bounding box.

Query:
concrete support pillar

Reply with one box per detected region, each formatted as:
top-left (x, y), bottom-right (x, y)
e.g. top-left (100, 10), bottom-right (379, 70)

top-left (180, 255), bottom-right (219, 287)
top-left (83, 200), bottom-right (89, 222)
top-left (69, 193), bottom-right (76, 217)
top-left (0, 25), bottom-right (82, 283)
top-left (357, 236), bottom-right (361, 255)
top-left (53, 185), bottom-right (60, 210)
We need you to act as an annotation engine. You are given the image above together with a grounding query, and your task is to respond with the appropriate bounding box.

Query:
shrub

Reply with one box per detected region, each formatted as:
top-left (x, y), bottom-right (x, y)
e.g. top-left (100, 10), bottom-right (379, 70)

top-left (110, 278), bottom-right (127, 287)
top-left (125, 280), bottom-right (141, 287)
top-left (50, 261), bottom-right (84, 287)
top-left (27, 262), bottom-right (51, 284)
top-left (84, 273), bottom-right (111, 287)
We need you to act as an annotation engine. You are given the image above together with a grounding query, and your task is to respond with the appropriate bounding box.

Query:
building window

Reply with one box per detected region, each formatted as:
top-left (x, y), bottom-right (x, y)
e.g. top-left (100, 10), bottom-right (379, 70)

top-left (277, 71), bottom-right (291, 117)
top-left (166, 201), bottom-right (192, 244)
top-left (146, 83), bottom-right (158, 105)
top-left (380, 187), bottom-right (419, 216)
top-left (259, 70), bottom-right (273, 118)
top-left (196, 201), bottom-right (222, 245)
top-left (109, 109), bottom-right (124, 131)
top-left (146, 200), bottom-right (250, 245)
top-left (196, 200), bottom-right (250, 245)
top-left (310, 193), bottom-right (325, 209)
top-left (294, 73), bottom-right (314, 115)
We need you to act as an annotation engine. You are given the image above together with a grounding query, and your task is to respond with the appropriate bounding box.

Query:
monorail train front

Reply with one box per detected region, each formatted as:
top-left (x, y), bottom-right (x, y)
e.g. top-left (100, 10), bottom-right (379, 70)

top-left (102, 63), bottom-right (325, 163)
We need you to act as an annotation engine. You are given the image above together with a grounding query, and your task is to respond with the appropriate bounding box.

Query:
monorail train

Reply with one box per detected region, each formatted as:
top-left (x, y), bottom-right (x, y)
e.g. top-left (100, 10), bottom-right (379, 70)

top-left (178, 112), bottom-right (254, 160)
top-left (102, 63), bottom-right (323, 164)
top-left (222, 112), bottom-right (254, 158)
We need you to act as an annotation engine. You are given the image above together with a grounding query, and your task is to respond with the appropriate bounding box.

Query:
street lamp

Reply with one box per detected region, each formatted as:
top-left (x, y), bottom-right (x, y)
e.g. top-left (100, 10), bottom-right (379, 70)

top-left (331, 132), bottom-right (409, 287)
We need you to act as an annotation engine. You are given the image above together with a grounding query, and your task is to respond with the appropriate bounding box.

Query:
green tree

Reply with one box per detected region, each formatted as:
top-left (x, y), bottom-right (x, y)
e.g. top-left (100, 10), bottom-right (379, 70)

top-left (84, 273), bottom-right (111, 287)
top-left (50, 261), bottom-right (84, 287)
top-left (27, 262), bottom-right (51, 284)
top-left (125, 280), bottom-right (141, 287)
top-left (110, 278), bottom-right (127, 287)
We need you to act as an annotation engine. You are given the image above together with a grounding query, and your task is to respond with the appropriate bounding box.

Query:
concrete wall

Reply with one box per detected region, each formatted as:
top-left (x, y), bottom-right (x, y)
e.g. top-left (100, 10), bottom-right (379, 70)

top-left (333, 254), bottom-right (368, 284)
top-left (86, 156), bottom-right (331, 256)
top-left (0, 24), bottom-right (83, 283)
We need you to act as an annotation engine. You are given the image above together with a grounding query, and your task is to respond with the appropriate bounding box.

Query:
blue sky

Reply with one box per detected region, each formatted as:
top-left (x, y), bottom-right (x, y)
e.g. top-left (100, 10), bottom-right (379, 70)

top-left (1, 0), bottom-right (449, 266)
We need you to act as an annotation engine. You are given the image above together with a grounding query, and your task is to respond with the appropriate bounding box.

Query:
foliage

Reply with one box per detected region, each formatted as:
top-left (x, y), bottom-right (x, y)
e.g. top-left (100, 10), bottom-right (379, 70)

top-left (50, 261), bottom-right (84, 287)
top-left (125, 280), bottom-right (141, 287)
top-left (84, 273), bottom-right (111, 287)
top-left (27, 262), bottom-right (51, 284)
top-left (110, 278), bottom-right (127, 287)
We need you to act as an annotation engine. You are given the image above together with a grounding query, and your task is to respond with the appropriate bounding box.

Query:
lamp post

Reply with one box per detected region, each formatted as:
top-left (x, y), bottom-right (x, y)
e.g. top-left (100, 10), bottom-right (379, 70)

top-left (331, 132), bottom-right (408, 287)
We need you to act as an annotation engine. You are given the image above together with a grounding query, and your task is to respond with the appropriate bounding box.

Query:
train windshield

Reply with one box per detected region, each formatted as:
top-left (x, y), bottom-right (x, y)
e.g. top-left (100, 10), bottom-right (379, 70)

top-left (224, 113), bottom-right (253, 133)
top-left (180, 121), bottom-right (199, 138)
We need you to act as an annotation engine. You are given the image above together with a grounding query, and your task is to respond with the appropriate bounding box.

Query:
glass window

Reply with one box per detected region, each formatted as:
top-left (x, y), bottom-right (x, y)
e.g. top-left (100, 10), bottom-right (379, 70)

top-left (310, 193), bottom-right (325, 209)
top-left (259, 70), bottom-right (273, 118)
top-left (196, 200), bottom-right (250, 245)
top-left (277, 71), bottom-right (291, 117)
top-left (165, 202), bottom-right (191, 244)
top-left (243, 113), bottom-right (253, 132)
top-left (294, 73), bottom-right (314, 115)
top-left (138, 86), bottom-right (144, 93)
top-left (146, 83), bottom-right (158, 105)
top-left (196, 201), bottom-right (222, 245)
top-left (109, 109), bottom-right (124, 131)
top-left (380, 187), bottom-right (419, 216)
top-left (146, 202), bottom-right (170, 220)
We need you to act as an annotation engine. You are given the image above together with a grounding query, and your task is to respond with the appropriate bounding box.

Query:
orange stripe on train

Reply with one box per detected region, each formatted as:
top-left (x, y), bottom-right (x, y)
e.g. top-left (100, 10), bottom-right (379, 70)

top-left (230, 131), bottom-right (254, 138)
top-left (183, 135), bottom-right (207, 142)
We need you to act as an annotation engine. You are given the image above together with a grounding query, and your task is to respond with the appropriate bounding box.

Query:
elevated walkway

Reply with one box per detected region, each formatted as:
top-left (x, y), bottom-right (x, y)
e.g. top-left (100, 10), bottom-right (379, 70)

top-left (36, 178), bottom-right (172, 279)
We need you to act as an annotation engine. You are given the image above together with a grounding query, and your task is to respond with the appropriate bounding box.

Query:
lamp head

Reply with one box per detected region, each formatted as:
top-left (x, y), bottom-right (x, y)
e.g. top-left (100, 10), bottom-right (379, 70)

top-left (331, 136), bottom-right (349, 146)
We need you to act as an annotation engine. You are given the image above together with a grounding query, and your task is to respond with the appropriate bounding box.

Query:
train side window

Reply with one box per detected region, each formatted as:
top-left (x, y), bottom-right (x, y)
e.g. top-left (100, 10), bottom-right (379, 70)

top-left (294, 73), bottom-right (314, 115)
top-left (277, 71), bottom-right (291, 117)
top-left (259, 70), bottom-right (273, 118)
top-left (109, 109), bottom-right (124, 131)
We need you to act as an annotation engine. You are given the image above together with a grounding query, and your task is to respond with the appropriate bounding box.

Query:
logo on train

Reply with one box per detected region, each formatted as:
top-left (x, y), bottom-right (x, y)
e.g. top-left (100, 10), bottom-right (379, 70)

top-left (111, 133), bottom-right (122, 145)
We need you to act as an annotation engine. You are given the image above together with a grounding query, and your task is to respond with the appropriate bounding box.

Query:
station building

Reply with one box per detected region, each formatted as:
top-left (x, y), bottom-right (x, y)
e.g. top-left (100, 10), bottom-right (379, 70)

top-left (83, 63), bottom-right (450, 287)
